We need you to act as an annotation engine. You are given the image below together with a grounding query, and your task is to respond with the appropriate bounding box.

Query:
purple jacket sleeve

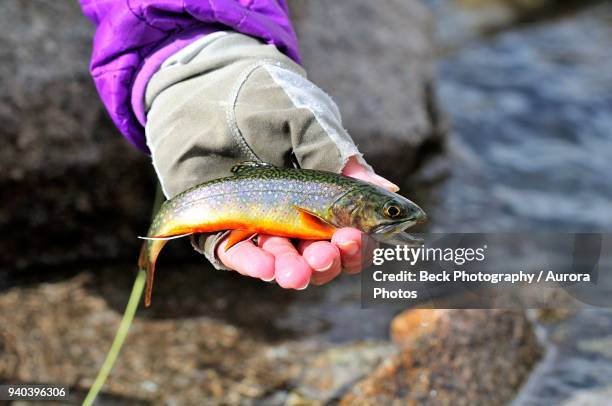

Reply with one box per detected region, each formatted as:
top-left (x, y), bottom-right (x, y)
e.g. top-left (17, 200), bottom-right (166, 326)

top-left (79, 0), bottom-right (300, 152)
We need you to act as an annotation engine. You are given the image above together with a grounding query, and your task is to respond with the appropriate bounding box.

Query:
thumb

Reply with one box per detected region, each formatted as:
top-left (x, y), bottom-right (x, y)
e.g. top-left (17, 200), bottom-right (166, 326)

top-left (341, 156), bottom-right (400, 192)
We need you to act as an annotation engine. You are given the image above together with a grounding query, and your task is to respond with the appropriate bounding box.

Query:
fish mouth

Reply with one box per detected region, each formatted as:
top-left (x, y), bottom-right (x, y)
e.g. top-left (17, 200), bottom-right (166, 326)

top-left (371, 209), bottom-right (428, 246)
top-left (373, 221), bottom-right (413, 235)
top-left (372, 218), bottom-right (420, 236)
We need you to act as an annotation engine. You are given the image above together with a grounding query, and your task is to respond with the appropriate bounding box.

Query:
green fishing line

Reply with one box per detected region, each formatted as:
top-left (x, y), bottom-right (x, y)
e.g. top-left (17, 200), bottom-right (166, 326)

top-left (82, 269), bottom-right (145, 406)
top-left (83, 184), bottom-right (165, 406)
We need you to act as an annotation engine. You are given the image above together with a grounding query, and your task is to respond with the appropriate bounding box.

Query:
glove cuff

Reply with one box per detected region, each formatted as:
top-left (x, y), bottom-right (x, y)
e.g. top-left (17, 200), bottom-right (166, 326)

top-left (190, 232), bottom-right (232, 271)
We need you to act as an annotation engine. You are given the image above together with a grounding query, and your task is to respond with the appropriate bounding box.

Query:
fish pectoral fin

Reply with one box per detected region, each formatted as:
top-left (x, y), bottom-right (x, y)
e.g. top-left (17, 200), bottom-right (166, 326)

top-left (293, 206), bottom-right (336, 236)
top-left (225, 229), bottom-right (258, 251)
top-left (138, 233), bottom-right (193, 241)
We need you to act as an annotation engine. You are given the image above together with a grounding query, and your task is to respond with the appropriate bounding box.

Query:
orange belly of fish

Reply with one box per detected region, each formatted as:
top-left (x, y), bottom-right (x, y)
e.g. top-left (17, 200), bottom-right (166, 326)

top-left (156, 209), bottom-right (337, 250)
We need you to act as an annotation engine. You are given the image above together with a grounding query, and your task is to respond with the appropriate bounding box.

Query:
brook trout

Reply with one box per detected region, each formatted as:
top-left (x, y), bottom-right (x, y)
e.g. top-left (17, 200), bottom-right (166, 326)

top-left (139, 162), bottom-right (427, 306)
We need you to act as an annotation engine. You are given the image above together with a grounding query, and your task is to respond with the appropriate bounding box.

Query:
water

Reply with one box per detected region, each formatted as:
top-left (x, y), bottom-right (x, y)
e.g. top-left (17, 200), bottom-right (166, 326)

top-left (423, 1), bottom-right (612, 403)
top-left (280, 0), bottom-right (612, 379)
top-left (427, 3), bottom-right (612, 232)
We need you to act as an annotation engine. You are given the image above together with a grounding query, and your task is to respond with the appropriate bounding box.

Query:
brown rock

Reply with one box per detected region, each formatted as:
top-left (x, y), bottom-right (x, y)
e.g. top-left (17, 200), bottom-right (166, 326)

top-left (341, 309), bottom-right (542, 405)
top-left (0, 270), bottom-right (294, 404)
top-left (390, 307), bottom-right (444, 344)
top-left (0, 265), bottom-right (395, 404)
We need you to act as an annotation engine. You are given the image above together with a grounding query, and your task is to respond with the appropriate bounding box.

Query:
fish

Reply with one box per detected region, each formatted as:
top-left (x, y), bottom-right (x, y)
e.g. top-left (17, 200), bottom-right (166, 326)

top-left (138, 161), bottom-right (427, 306)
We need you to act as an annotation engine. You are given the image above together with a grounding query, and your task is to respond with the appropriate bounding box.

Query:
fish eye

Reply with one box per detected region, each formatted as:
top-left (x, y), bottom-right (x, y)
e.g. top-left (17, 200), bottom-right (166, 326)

top-left (383, 202), bottom-right (403, 218)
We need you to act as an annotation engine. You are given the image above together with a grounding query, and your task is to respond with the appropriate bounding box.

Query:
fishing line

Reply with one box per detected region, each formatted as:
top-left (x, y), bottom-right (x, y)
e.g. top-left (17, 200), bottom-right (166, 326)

top-left (82, 269), bottom-right (145, 406)
top-left (83, 183), bottom-right (165, 406)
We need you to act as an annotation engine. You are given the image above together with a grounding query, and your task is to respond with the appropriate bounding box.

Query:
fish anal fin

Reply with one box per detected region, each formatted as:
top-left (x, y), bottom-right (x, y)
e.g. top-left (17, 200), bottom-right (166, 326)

top-left (225, 229), bottom-right (257, 251)
top-left (293, 206), bottom-right (336, 237)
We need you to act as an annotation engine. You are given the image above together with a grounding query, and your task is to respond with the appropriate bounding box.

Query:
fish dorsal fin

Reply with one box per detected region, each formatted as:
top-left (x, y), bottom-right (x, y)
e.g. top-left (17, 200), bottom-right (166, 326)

top-left (231, 161), bottom-right (271, 175)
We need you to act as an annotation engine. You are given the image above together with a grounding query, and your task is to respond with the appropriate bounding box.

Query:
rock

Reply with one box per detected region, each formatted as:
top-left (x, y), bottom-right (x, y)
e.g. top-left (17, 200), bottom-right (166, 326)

top-left (0, 271), bottom-right (293, 404)
top-left (289, 0), bottom-right (446, 178)
top-left (0, 0), bottom-right (153, 271)
top-left (0, 266), bottom-right (395, 404)
top-left (389, 306), bottom-right (443, 342)
top-left (341, 309), bottom-right (542, 405)
top-left (286, 342), bottom-right (397, 403)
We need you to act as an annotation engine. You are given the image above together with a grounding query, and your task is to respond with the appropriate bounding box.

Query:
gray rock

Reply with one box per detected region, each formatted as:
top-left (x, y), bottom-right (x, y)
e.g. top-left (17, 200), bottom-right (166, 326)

top-left (0, 0), bottom-right (152, 270)
top-left (289, 0), bottom-right (446, 178)
top-left (0, 0), bottom-right (443, 270)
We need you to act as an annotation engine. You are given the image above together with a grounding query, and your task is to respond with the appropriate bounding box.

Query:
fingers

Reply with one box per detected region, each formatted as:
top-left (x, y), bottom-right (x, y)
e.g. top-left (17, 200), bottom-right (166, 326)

top-left (332, 227), bottom-right (365, 274)
top-left (297, 240), bottom-right (342, 285)
top-left (216, 238), bottom-right (275, 281)
top-left (341, 155), bottom-right (399, 192)
top-left (258, 235), bottom-right (312, 289)
top-left (217, 230), bottom-right (371, 288)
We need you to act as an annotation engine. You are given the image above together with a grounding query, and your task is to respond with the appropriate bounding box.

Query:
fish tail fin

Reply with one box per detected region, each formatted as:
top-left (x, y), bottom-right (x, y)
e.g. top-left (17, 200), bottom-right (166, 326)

top-left (138, 239), bottom-right (165, 307)
top-left (137, 231), bottom-right (193, 307)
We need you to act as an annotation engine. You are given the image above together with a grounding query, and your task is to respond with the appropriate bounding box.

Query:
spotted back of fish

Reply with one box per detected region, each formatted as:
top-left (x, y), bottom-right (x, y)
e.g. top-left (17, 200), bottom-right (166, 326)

top-left (148, 166), bottom-right (360, 239)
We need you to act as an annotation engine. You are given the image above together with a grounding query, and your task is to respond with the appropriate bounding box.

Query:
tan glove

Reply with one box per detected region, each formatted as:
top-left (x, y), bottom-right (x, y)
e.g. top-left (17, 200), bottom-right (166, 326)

top-left (144, 32), bottom-right (371, 268)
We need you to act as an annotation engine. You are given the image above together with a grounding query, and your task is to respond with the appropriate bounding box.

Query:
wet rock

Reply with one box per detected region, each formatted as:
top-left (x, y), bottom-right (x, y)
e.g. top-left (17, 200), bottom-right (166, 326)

top-left (0, 0), bottom-right (153, 270)
top-left (286, 342), bottom-right (396, 403)
top-left (341, 309), bottom-right (542, 405)
top-left (289, 0), bottom-right (447, 178)
top-left (534, 307), bottom-right (576, 324)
